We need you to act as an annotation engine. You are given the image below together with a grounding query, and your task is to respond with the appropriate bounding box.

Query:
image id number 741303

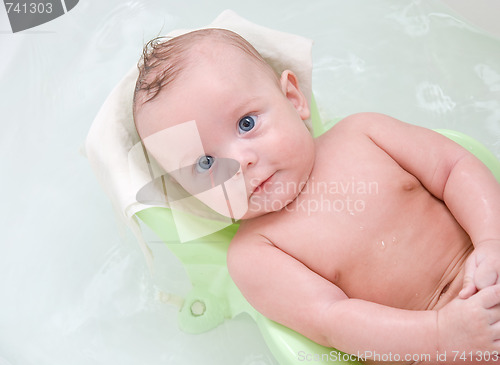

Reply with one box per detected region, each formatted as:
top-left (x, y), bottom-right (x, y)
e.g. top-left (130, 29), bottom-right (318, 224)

top-left (452, 351), bottom-right (499, 362)
top-left (5, 2), bottom-right (53, 14)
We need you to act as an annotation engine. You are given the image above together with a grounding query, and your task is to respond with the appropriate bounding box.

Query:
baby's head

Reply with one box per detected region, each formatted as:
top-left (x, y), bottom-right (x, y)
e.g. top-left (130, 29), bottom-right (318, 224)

top-left (133, 28), bottom-right (315, 219)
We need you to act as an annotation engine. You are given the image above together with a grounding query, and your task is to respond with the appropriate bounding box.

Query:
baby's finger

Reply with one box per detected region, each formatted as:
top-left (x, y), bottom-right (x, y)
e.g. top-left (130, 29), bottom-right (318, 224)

top-left (478, 284), bottom-right (500, 309)
top-left (459, 282), bottom-right (477, 299)
top-left (488, 304), bottom-right (500, 325)
top-left (459, 256), bottom-right (478, 299)
top-left (475, 263), bottom-right (499, 291)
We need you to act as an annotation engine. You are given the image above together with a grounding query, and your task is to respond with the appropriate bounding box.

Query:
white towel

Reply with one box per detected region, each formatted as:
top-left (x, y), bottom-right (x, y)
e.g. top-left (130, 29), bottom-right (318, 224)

top-left (84, 9), bottom-right (313, 265)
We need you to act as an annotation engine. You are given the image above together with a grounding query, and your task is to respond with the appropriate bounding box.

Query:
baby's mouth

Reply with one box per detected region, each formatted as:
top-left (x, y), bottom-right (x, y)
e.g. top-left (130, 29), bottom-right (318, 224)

top-left (253, 173), bottom-right (275, 195)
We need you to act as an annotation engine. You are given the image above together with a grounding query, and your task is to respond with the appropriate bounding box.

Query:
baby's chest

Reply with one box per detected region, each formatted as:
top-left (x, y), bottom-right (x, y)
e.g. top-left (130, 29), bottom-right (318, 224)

top-left (313, 132), bottom-right (422, 197)
top-left (261, 156), bottom-right (429, 285)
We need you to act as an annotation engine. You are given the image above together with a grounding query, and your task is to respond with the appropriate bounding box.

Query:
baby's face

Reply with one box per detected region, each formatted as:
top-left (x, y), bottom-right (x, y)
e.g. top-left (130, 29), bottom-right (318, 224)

top-left (136, 42), bottom-right (315, 219)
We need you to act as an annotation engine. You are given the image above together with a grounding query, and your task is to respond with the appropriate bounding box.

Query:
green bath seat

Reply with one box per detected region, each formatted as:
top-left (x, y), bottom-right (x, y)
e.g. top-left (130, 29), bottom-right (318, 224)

top-left (135, 99), bottom-right (500, 365)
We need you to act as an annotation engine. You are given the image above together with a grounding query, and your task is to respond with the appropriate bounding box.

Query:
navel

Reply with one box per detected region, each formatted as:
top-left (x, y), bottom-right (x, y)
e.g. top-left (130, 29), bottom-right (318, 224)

top-left (439, 282), bottom-right (451, 298)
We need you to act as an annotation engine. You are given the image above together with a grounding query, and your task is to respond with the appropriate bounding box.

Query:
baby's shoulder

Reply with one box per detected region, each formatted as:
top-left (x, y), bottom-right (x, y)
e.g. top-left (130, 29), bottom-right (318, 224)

top-left (316, 112), bottom-right (402, 154)
top-left (323, 112), bottom-right (391, 136)
top-left (314, 113), bottom-right (386, 154)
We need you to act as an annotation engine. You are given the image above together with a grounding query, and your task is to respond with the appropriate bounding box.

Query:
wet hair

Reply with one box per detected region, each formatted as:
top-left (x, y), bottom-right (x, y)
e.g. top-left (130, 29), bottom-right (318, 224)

top-left (133, 28), bottom-right (279, 128)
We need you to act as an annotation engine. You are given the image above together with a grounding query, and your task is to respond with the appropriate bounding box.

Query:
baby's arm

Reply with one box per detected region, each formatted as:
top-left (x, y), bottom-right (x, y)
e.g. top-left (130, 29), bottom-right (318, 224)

top-left (344, 113), bottom-right (500, 298)
top-left (228, 233), bottom-right (436, 357)
top-left (228, 232), bottom-right (500, 363)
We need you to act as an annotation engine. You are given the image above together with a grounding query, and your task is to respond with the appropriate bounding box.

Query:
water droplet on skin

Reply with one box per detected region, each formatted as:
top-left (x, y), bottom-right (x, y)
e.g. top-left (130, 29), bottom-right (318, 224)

top-left (359, 226), bottom-right (365, 231)
top-left (380, 240), bottom-right (386, 250)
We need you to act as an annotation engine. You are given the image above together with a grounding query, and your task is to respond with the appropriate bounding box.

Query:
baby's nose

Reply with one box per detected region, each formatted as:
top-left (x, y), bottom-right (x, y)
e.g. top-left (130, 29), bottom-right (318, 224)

top-left (229, 145), bottom-right (258, 172)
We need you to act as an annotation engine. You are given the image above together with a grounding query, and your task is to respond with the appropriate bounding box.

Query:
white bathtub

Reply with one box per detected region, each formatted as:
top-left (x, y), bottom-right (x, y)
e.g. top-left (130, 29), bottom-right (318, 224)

top-left (1, 1), bottom-right (499, 364)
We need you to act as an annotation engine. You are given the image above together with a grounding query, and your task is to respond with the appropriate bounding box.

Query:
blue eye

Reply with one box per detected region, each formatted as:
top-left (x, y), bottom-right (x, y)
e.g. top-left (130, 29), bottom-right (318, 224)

top-left (238, 115), bottom-right (256, 133)
top-left (196, 155), bottom-right (214, 172)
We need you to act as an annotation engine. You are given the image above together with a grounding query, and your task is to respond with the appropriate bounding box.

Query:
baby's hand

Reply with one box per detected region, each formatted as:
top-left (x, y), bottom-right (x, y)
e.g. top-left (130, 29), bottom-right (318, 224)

top-left (460, 240), bottom-right (500, 299)
top-left (437, 285), bottom-right (500, 356)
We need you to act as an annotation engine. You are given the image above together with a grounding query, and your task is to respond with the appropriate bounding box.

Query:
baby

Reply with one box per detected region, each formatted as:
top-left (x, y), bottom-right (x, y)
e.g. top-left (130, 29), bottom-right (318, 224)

top-left (133, 29), bottom-right (500, 364)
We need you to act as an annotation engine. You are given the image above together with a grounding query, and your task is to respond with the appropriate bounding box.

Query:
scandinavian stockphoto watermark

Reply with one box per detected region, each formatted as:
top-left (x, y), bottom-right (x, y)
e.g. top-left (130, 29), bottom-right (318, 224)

top-left (248, 176), bottom-right (378, 215)
top-left (3, 0), bottom-right (79, 33)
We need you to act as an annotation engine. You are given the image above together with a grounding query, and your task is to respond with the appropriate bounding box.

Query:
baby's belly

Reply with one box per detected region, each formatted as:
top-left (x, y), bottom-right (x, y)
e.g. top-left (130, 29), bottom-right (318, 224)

top-left (342, 238), bottom-right (472, 311)
top-left (339, 196), bottom-right (471, 310)
top-left (275, 180), bottom-right (474, 311)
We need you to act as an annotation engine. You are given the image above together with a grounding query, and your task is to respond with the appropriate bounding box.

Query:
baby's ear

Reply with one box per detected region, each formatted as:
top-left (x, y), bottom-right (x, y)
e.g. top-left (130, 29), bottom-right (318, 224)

top-left (280, 70), bottom-right (310, 121)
